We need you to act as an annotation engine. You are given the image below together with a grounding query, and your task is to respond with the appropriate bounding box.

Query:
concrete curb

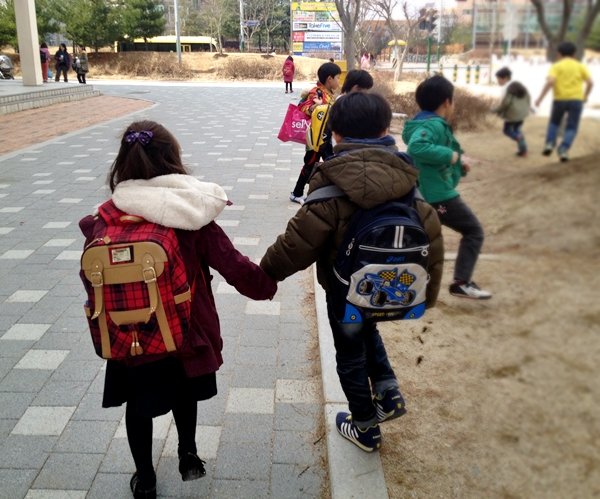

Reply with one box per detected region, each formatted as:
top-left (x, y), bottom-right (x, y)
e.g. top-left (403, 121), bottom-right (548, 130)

top-left (313, 265), bottom-right (389, 499)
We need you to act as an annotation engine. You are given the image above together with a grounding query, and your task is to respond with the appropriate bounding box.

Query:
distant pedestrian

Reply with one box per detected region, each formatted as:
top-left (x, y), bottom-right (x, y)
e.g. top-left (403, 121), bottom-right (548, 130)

top-left (54, 43), bottom-right (70, 83)
top-left (282, 55), bottom-right (294, 94)
top-left (361, 53), bottom-right (370, 69)
top-left (77, 48), bottom-right (89, 84)
top-left (535, 42), bottom-right (594, 162)
top-left (403, 75), bottom-right (492, 300)
top-left (491, 67), bottom-right (532, 157)
top-left (40, 42), bottom-right (51, 83)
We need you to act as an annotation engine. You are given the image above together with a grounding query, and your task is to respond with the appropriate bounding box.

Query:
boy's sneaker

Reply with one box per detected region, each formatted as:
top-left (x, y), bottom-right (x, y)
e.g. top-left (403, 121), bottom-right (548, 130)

top-left (542, 143), bottom-right (554, 156)
top-left (449, 281), bottom-right (492, 300)
top-left (289, 192), bottom-right (306, 205)
top-left (558, 149), bottom-right (569, 162)
top-left (374, 387), bottom-right (407, 422)
top-left (516, 151), bottom-right (528, 157)
top-left (335, 412), bottom-right (381, 452)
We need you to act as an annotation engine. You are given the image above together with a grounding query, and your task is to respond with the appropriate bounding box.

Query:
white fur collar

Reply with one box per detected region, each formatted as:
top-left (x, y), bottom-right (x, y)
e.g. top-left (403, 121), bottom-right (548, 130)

top-left (112, 174), bottom-right (228, 231)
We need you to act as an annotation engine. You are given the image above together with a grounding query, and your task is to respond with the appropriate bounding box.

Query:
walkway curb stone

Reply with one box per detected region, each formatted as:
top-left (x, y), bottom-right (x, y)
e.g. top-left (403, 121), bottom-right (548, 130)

top-left (313, 266), bottom-right (389, 499)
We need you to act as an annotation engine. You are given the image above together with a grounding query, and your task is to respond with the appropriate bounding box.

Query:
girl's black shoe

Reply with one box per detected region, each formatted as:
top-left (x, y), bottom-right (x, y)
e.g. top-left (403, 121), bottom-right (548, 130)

top-left (179, 453), bottom-right (206, 481)
top-left (130, 472), bottom-right (156, 499)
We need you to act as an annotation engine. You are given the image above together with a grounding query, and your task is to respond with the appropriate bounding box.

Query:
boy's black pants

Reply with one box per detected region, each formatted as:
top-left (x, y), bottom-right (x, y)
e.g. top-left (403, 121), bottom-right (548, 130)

top-left (292, 141), bottom-right (334, 198)
top-left (429, 195), bottom-right (484, 283)
top-left (326, 294), bottom-right (399, 427)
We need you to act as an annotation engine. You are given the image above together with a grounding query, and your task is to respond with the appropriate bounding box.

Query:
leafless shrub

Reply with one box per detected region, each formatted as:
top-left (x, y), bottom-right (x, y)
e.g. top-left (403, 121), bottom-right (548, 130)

top-left (386, 88), bottom-right (495, 132)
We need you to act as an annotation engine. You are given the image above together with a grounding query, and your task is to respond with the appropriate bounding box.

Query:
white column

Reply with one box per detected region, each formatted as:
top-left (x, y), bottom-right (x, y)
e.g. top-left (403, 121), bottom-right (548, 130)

top-left (14, 0), bottom-right (43, 86)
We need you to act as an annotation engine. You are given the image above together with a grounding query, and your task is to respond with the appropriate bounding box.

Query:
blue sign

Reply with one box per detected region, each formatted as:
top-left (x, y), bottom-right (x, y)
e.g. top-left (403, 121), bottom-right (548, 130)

top-left (247, 20), bottom-right (260, 26)
top-left (302, 42), bottom-right (332, 51)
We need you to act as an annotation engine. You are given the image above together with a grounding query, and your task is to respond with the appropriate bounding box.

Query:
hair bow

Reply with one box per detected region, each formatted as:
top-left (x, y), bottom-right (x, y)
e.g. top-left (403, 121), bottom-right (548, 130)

top-left (125, 130), bottom-right (153, 146)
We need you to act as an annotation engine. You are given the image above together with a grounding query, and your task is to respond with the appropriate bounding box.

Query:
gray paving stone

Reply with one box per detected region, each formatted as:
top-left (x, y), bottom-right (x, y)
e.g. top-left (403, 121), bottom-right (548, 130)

top-left (196, 397), bottom-right (226, 427)
top-left (54, 420), bottom-right (118, 454)
top-left (50, 359), bottom-right (102, 382)
top-left (0, 369), bottom-right (52, 393)
top-left (0, 419), bottom-right (17, 447)
top-left (270, 463), bottom-right (324, 499)
top-left (0, 315), bottom-right (20, 333)
top-left (273, 430), bottom-right (320, 466)
top-left (0, 469), bottom-right (38, 499)
top-left (231, 364), bottom-right (276, 389)
top-left (239, 330), bottom-right (278, 348)
top-left (213, 442), bottom-right (271, 481)
top-left (220, 413), bottom-right (273, 444)
top-left (33, 332), bottom-right (84, 351)
top-left (100, 437), bottom-right (163, 474)
top-left (0, 339), bottom-right (36, 358)
top-left (0, 357), bottom-right (18, 381)
top-left (0, 435), bottom-right (57, 469)
top-left (235, 346), bottom-right (277, 367)
top-left (71, 393), bottom-right (125, 421)
top-left (32, 381), bottom-right (88, 406)
top-left (274, 403), bottom-right (321, 432)
top-left (242, 315), bottom-right (280, 331)
top-left (86, 472), bottom-right (132, 499)
top-left (32, 452), bottom-right (103, 490)
top-left (0, 391), bottom-right (37, 420)
top-left (209, 479), bottom-right (269, 499)
top-left (279, 322), bottom-right (313, 342)
top-left (155, 457), bottom-right (213, 498)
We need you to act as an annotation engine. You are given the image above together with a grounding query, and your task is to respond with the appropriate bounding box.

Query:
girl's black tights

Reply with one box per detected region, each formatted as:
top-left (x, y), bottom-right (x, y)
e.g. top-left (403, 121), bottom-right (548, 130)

top-left (286, 82), bottom-right (293, 92)
top-left (126, 399), bottom-right (198, 488)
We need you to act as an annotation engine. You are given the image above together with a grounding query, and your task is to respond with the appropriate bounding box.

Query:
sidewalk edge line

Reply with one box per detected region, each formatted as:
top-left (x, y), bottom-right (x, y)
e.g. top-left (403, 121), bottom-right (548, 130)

top-left (313, 264), bottom-right (389, 499)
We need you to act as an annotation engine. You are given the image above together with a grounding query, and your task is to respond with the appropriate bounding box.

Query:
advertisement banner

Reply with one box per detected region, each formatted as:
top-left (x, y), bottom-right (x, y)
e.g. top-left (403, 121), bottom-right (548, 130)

top-left (292, 42), bottom-right (304, 52)
top-left (293, 32), bottom-right (305, 42)
top-left (301, 42), bottom-right (342, 53)
top-left (304, 32), bottom-right (342, 42)
top-left (293, 21), bottom-right (342, 32)
top-left (292, 10), bottom-right (340, 21)
top-left (292, 2), bottom-right (337, 12)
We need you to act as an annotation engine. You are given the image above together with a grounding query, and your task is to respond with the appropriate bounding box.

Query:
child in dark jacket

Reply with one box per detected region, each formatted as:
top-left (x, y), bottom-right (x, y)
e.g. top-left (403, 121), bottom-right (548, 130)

top-left (262, 93), bottom-right (444, 453)
top-left (290, 62), bottom-right (341, 205)
top-left (79, 120), bottom-right (277, 499)
top-left (403, 75), bottom-right (492, 300)
top-left (492, 67), bottom-right (532, 156)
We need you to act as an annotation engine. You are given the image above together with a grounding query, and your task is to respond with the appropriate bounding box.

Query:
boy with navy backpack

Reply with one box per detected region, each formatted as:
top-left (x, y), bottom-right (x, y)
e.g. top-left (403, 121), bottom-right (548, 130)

top-left (261, 92), bottom-right (444, 452)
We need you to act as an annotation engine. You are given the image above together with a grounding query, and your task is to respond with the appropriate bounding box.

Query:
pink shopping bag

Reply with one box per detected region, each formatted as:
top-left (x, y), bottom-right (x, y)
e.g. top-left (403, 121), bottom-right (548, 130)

top-left (278, 104), bottom-right (310, 145)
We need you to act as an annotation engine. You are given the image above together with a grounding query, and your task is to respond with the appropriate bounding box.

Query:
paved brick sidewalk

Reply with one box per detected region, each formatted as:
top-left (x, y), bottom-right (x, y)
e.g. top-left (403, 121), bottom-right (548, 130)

top-left (0, 95), bottom-right (152, 155)
top-left (0, 84), bottom-right (327, 498)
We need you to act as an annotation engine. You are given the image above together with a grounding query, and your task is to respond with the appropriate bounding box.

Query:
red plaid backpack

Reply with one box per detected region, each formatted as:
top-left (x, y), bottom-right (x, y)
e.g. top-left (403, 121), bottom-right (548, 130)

top-left (80, 200), bottom-right (192, 360)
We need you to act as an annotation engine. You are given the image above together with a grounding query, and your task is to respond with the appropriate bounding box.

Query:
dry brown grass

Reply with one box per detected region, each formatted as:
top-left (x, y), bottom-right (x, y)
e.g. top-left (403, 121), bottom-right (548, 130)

top-left (7, 51), bottom-right (324, 82)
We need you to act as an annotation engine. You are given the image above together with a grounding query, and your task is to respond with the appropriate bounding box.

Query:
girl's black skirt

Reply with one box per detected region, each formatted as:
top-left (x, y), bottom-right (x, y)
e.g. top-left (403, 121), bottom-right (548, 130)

top-left (102, 356), bottom-right (217, 418)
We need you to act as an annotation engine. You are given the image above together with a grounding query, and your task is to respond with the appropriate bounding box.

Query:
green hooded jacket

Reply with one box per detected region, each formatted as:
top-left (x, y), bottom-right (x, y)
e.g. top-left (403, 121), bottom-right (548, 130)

top-left (402, 112), bottom-right (465, 204)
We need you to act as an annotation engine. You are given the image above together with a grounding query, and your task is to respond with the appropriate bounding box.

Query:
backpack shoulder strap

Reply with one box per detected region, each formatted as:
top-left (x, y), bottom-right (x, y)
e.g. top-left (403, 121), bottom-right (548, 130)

top-left (304, 184), bottom-right (346, 206)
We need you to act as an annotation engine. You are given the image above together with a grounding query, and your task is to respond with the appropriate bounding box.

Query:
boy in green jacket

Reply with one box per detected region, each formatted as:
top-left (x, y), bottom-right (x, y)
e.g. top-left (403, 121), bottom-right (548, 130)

top-left (403, 75), bottom-right (491, 299)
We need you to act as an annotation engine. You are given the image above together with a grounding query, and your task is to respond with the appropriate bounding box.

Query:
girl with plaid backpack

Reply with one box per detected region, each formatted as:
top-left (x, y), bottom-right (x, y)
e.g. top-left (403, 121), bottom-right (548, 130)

top-left (79, 120), bottom-right (277, 499)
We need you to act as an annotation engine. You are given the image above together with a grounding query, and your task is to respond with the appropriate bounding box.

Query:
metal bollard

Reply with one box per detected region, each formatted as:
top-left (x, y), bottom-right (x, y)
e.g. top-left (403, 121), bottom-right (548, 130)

top-left (475, 65), bottom-right (480, 84)
top-left (466, 65), bottom-right (471, 84)
top-left (439, 64), bottom-right (443, 76)
top-left (453, 64), bottom-right (457, 82)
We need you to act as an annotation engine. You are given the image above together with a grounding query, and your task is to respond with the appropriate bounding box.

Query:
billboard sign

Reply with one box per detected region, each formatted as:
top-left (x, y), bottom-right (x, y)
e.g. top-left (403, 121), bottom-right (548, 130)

top-left (291, 1), bottom-right (342, 59)
top-left (293, 21), bottom-right (342, 31)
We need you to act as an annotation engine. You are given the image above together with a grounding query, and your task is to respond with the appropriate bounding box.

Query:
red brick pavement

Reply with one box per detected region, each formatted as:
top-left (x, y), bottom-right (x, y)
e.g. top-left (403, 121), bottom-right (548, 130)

top-left (0, 96), bottom-right (153, 156)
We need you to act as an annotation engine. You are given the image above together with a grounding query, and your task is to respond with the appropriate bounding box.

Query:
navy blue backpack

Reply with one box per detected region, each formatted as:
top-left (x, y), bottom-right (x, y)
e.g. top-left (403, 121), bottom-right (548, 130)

top-left (305, 184), bottom-right (430, 324)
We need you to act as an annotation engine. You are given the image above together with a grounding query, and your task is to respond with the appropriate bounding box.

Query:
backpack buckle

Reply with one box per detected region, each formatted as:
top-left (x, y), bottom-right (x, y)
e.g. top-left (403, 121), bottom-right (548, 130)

top-left (143, 267), bottom-right (157, 283)
top-left (91, 272), bottom-right (103, 287)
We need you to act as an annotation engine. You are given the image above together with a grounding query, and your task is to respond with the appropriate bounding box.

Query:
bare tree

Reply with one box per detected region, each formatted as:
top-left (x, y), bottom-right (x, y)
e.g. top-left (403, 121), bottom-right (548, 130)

top-left (334, 0), bottom-right (361, 68)
top-left (530, 0), bottom-right (600, 60)
top-left (355, 0), bottom-right (379, 60)
top-left (372, 0), bottom-right (427, 81)
top-left (200, 0), bottom-right (236, 53)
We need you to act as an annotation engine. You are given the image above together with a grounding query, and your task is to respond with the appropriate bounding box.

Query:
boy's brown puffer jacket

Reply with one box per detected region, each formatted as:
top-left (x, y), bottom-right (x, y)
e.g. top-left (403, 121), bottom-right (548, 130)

top-left (261, 142), bottom-right (444, 308)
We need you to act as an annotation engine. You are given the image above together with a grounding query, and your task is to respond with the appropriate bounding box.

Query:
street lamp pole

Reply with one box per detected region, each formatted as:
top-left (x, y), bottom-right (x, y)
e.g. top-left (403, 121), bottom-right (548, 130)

top-left (174, 0), bottom-right (182, 65)
top-left (239, 0), bottom-right (245, 52)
